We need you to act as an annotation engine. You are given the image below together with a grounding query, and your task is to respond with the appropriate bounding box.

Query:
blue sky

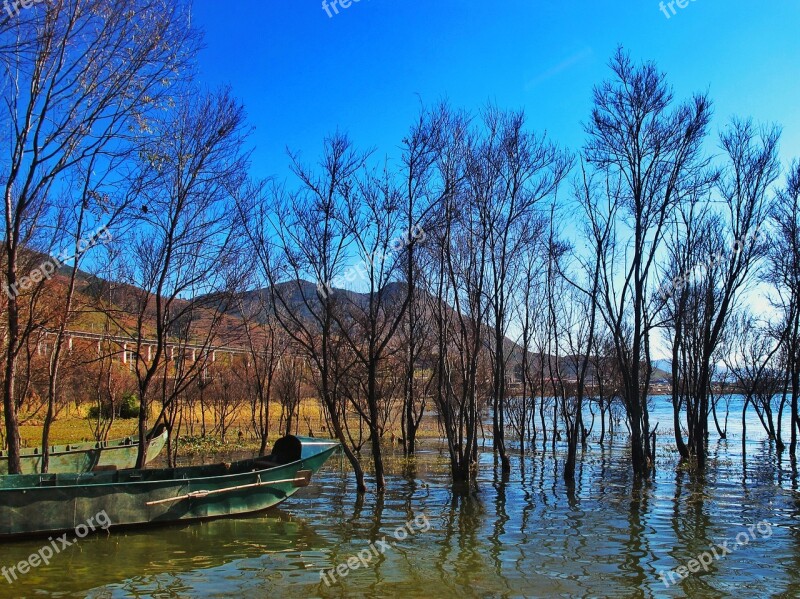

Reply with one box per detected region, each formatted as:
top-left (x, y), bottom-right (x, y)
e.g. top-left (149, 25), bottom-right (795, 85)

top-left (188, 0), bottom-right (799, 357)
top-left (191, 0), bottom-right (800, 179)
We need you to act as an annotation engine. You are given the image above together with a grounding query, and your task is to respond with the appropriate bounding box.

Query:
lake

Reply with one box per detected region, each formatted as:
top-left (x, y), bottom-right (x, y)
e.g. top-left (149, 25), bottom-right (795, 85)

top-left (1, 395), bottom-right (799, 598)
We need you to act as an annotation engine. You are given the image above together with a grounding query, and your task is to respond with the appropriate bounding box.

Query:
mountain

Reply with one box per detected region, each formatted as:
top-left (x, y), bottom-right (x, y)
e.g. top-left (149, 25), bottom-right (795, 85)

top-left (224, 280), bottom-right (410, 323)
top-left (652, 359), bottom-right (672, 376)
top-left (25, 258), bottom-right (672, 386)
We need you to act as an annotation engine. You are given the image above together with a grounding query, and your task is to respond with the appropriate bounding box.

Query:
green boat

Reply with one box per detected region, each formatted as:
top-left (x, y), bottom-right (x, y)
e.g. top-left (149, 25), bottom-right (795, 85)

top-left (0, 427), bottom-right (169, 475)
top-left (0, 435), bottom-right (339, 539)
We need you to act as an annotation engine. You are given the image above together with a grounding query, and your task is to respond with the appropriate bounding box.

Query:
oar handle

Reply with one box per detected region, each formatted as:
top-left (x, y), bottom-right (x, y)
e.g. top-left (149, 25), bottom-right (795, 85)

top-left (145, 470), bottom-right (312, 506)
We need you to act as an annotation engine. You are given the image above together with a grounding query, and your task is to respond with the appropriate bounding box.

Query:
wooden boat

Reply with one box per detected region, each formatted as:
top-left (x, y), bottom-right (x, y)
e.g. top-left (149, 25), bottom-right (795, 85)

top-left (0, 435), bottom-right (339, 539)
top-left (0, 426), bottom-right (169, 475)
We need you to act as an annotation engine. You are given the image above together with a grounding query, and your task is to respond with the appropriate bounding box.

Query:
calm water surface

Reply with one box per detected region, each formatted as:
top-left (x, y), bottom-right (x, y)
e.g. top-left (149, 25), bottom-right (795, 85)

top-left (2, 396), bottom-right (800, 598)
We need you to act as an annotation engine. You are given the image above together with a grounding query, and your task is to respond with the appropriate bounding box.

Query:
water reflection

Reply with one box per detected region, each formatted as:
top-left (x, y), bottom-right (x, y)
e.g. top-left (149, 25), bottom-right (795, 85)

top-left (1, 398), bottom-right (799, 597)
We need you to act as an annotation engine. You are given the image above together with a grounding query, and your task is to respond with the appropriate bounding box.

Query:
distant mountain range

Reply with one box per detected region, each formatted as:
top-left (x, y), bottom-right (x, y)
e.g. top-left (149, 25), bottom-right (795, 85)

top-left (220, 279), bottom-right (674, 383)
top-left (29, 253), bottom-right (673, 383)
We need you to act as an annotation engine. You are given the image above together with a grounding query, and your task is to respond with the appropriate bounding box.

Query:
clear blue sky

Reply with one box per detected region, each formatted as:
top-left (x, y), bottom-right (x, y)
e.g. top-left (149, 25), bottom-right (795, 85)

top-left (191, 0), bottom-right (800, 179)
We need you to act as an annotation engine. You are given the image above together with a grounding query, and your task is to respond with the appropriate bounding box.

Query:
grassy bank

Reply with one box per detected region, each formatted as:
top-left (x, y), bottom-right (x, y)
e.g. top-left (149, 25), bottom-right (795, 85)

top-left (13, 399), bottom-right (446, 455)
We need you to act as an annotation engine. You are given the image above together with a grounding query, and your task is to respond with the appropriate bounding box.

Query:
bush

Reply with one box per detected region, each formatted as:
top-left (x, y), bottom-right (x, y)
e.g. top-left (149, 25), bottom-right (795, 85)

top-left (119, 394), bottom-right (140, 419)
top-left (87, 404), bottom-right (111, 420)
top-left (87, 393), bottom-right (140, 420)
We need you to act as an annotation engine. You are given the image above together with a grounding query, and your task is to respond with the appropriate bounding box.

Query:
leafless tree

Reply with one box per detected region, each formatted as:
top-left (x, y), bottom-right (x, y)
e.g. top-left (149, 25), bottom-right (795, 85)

top-left (397, 103), bottom-right (453, 456)
top-left (244, 134), bottom-right (371, 493)
top-left (426, 117), bottom-right (495, 483)
top-left (511, 227), bottom-right (547, 453)
top-left (118, 88), bottom-right (250, 468)
top-left (0, 0), bottom-right (197, 473)
top-left (557, 172), bottom-right (606, 483)
top-left (332, 166), bottom-right (413, 493)
top-left (581, 49), bottom-right (712, 477)
top-left (724, 314), bottom-right (783, 453)
top-left (767, 162), bottom-right (800, 460)
top-left (590, 333), bottom-right (623, 444)
top-left (481, 107), bottom-right (572, 474)
top-left (239, 305), bottom-right (286, 455)
top-left (664, 120), bottom-right (777, 468)
top-left (273, 355), bottom-right (303, 438)
top-left (210, 366), bottom-right (248, 445)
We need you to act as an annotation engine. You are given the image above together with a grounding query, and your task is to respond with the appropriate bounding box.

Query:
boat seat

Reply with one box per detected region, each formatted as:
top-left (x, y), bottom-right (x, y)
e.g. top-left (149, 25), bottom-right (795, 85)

top-left (251, 456), bottom-right (279, 469)
top-left (267, 435), bottom-right (302, 465)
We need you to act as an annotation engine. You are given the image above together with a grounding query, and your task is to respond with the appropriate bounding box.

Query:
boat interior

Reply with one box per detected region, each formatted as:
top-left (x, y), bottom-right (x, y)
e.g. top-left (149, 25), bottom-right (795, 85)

top-left (0, 436), bottom-right (320, 490)
top-left (0, 455), bottom-right (289, 490)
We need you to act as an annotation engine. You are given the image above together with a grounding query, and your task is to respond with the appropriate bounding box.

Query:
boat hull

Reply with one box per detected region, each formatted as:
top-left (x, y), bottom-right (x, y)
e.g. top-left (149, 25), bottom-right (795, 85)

top-left (0, 437), bottom-right (339, 539)
top-left (0, 429), bottom-right (168, 475)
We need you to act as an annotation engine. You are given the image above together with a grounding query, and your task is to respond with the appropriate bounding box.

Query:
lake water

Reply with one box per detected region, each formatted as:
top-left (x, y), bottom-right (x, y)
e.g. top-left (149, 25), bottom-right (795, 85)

top-left (2, 396), bottom-right (800, 598)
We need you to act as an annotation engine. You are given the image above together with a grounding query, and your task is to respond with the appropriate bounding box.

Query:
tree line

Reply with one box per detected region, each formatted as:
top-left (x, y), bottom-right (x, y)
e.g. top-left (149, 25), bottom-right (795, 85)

top-left (2, 2), bottom-right (799, 494)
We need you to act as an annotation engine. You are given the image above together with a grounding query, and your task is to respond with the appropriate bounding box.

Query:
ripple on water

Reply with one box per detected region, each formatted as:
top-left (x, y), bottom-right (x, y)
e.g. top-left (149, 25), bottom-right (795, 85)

top-left (3, 398), bottom-right (800, 597)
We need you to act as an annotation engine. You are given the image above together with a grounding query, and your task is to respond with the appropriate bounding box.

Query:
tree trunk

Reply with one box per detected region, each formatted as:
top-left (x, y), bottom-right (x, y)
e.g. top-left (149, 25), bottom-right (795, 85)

top-left (2, 246), bottom-right (22, 474)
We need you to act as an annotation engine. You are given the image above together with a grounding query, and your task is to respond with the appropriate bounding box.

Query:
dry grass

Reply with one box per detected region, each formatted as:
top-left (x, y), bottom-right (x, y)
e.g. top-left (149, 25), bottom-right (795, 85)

top-left (15, 398), bottom-right (444, 450)
top-left (19, 415), bottom-right (138, 447)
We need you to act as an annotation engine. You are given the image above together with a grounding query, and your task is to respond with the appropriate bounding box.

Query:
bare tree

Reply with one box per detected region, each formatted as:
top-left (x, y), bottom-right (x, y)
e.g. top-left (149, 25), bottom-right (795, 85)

top-left (558, 173), bottom-right (605, 483)
top-left (333, 166), bottom-right (413, 493)
top-left (120, 88), bottom-right (250, 468)
top-left (245, 134), bottom-right (371, 493)
top-left (426, 116), bottom-right (494, 483)
top-left (0, 0), bottom-right (197, 473)
top-left (766, 162), bottom-right (800, 460)
top-left (511, 224), bottom-right (547, 453)
top-left (724, 314), bottom-right (783, 453)
top-left (482, 107), bottom-right (572, 474)
top-left (239, 304), bottom-right (286, 455)
top-left (664, 120), bottom-right (777, 468)
top-left (397, 103), bottom-right (452, 456)
top-left (591, 333), bottom-right (623, 444)
top-left (581, 49), bottom-right (712, 477)
top-left (274, 355), bottom-right (303, 438)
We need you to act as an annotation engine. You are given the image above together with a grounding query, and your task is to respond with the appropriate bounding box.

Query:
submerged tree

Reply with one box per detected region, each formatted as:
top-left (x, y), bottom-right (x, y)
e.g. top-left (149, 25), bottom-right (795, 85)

top-left (333, 165), bottom-right (413, 493)
top-left (581, 49), bottom-right (712, 477)
top-left (423, 111), bottom-right (487, 483)
top-left (723, 314), bottom-right (783, 454)
top-left (482, 108), bottom-right (571, 474)
top-left (767, 162), bottom-right (800, 460)
top-left (248, 134), bottom-right (372, 494)
top-left (397, 104), bottom-right (452, 456)
top-left (665, 120), bottom-right (778, 469)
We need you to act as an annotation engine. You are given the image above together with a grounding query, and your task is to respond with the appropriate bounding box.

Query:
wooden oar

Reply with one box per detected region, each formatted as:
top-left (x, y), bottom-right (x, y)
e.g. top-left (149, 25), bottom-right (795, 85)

top-left (145, 470), bottom-right (312, 506)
